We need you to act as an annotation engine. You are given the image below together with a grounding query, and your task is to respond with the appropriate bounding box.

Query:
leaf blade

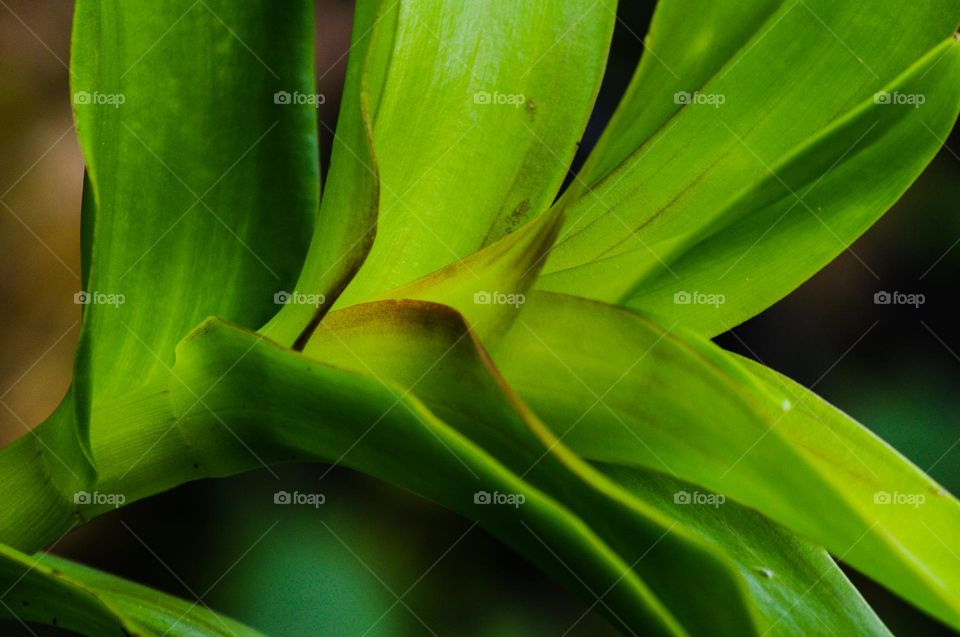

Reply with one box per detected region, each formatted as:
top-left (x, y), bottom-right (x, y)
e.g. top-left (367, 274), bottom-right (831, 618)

top-left (302, 299), bottom-right (889, 636)
top-left (0, 391), bottom-right (94, 550)
top-left (0, 543), bottom-right (266, 636)
top-left (493, 292), bottom-right (960, 629)
top-left (335, 0), bottom-right (617, 305)
top-left (539, 2), bottom-right (960, 333)
top-left (71, 0), bottom-right (318, 401)
top-left (262, 0), bottom-right (386, 346)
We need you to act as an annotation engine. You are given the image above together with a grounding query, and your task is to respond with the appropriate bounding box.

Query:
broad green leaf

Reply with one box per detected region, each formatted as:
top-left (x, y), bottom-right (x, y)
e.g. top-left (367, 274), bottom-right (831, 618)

top-left (304, 301), bottom-right (749, 635)
top-left (356, 206), bottom-right (566, 343)
top-left (577, 0), bottom-right (783, 187)
top-left (263, 0), bottom-right (384, 347)
top-left (734, 353), bottom-right (960, 617)
top-left (336, 0), bottom-right (616, 305)
top-left (302, 300), bottom-right (888, 636)
top-left (493, 292), bottom-right (960, 630)
top-left (0, 542), bottom-right (264, 636)
top-left (599, 465), bottom-right (891, 637)
top-left (92, 318), bottom-right (687, 636)
top-left (0, 391), bottom-right (94, 550)
top-left (539, 1), bottom-right (960, 333)
top-left (622, 37), bottom-right (960, 335)
top-left (71, 0), bottom-right (318, 404)
top-left (14, 0), bottom-right (320, 558)
top-left (2, 305), bottom-right (890, 636)
top-left (5, 2), bottom-right (955, 634)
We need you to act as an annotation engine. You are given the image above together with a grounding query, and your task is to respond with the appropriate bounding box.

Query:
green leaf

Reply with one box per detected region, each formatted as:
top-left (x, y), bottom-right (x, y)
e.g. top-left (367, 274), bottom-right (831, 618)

top-left (71, 0), bottom-right (318, 403)
top-left (102, 317), bottom-right (691, 636)
top-left (624, 37), bottom-right (960, 335)
top-left (1, 305), bottom-right (891, 636)
top-left (302, 300), bottom-right (888, 636)
top-left (356, 205), bottom-right (566, 343)
top-left (493, 292), bottom-right (960, 629)
top-left (304, 301), bottom-right (743, 635)
top-left (0, 542), bottom-right (265, 636)
top-left (335, 0), bottom-right (617, 305)
top-left (734, 353), bottom-right (960, 626)
top-left (539, 1), bottom-right (960, 334)
top-left (598, 465), bottom-right (892, 637)
top-left (0, 391), bottom-right (94, 550)
top-left (576, 0), bottom-right (783, 187)
top-left (6, 2), bottom-right (957, 634)
top-left (13, 0), bottom-right (321, 558)
top-left (262, 0), bottom-right (384, 347)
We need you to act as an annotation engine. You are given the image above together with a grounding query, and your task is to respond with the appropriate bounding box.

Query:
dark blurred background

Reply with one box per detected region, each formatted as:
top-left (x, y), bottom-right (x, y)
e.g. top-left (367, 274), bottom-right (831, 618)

top-left (1, 1), bottom-right (958, 635)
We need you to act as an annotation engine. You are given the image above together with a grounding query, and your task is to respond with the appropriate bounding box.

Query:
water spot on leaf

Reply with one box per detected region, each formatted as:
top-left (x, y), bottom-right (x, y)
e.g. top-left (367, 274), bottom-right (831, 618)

top-left (754, 566), bottom-right (775, 579)
top-left (525, 98), bottom-right (537, 121)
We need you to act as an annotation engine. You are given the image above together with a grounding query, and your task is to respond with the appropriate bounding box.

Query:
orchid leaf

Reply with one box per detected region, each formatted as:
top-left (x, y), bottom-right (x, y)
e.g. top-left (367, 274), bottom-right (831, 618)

top-left (71, 0), bottom-right (318, 404)
top-left (540, 1), bottom-right (960, 334)
top-left (263, 0), bottom-right (384, 347)
top-left (2, 1), bottom-right (960, 635)
top-left (599, 465), bottom-right (891, 637)
top-left (492, 292), bottom-right (960, 629)
top-left (0, 391), bottom-right (94, 550)
top-left (95, 317), bottom-right (688, 636)
top-left (336, 0), bottom-right (616, 305)
top-left (302, 300), bottom-right (889, 636)
top-left (359, 206), bottom-right (566, 343)
top-left (0, 542), bottom-right (265, 636)
top-left (576, 0), bottom-right (783, 187)
top-left (628, 37), bottom-right (960, 335)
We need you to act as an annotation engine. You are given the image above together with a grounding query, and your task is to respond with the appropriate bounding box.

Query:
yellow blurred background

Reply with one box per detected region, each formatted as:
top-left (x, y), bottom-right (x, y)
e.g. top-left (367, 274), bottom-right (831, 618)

top-left (0, 1), bottom-right (81, 446)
